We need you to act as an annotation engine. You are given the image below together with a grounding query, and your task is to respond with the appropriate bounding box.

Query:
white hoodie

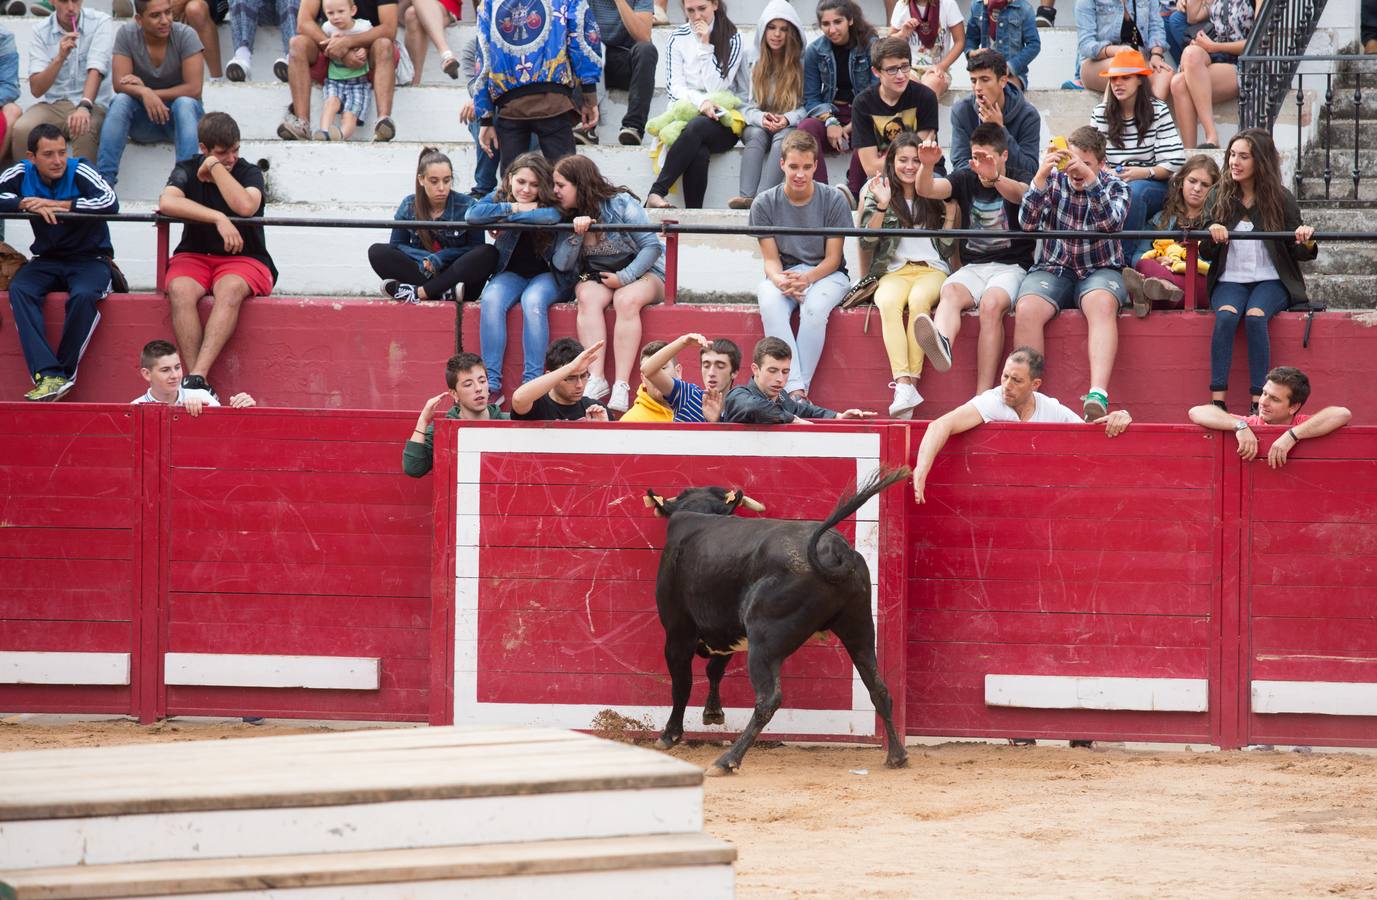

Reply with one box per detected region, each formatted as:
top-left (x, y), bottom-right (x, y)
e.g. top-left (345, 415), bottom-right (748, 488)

top-left (742, 0), bottom-right (807, 128)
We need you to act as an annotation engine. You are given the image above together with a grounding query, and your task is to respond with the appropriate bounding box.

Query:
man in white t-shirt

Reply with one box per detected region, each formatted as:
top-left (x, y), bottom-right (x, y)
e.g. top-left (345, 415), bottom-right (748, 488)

top-left (131, 338), bottom-right (255, 415)
top-left (911, 345), bottom-right (1131, 502)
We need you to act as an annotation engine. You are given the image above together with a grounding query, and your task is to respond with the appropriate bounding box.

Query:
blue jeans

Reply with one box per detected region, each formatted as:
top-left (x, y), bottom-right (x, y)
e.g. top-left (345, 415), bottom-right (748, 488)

top-left (1124, 177), bottom-right (1169, 260)
top-left (479, 271), bottom-right (564, 392)
top-left (1165, 9), bottom-right (1189, 65)
top-left (756, 264), bottom-right (850, 394)
top-left (96, 93), bottom-right (204, 187)
top-left (1209, 279), bottom-right (1289, 395)
top-left (8, 257), bottom-right (112, 381)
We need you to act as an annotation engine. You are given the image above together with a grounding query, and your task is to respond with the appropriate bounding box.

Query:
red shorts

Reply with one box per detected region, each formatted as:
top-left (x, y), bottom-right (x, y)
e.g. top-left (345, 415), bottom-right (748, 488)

top-left (166, 252), bottom-right (275, 298)
top-left (309, 43), bottom-right (401, 86)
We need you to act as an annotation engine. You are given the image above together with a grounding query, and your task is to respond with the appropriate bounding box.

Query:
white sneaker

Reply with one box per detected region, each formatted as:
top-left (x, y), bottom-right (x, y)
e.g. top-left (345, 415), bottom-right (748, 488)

top-left (609, 381), bottom-right (631, 413)
top-left (888, 381), bottom-right (924, 419)
top-left (225, 48), bottom-right (250, 82)
top-left (585, 375), bottom-right (611, 402)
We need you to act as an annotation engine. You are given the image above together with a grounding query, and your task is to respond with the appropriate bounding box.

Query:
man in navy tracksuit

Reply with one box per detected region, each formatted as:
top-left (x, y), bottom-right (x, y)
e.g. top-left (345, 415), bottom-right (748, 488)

top-left (0, 123), bottom-right (119, 401)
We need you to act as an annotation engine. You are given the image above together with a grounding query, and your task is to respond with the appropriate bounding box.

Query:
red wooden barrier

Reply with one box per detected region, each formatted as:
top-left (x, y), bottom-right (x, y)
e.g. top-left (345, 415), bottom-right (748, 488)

top-left (905, 423), bottom-right (1223, 746)
top-left (431, 421), bottom-right (911, 744)
top-left (1242, 428), bottom-right (1377, 748)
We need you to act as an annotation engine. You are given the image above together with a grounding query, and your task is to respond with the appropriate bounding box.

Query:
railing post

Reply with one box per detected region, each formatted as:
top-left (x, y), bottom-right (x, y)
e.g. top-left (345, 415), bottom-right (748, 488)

top-left (1184, 238), bottom-right (1199, 311)
top-left (663, 219), bottom-right (678, 305)
top-left (154, 218), bottom-right (169, 294)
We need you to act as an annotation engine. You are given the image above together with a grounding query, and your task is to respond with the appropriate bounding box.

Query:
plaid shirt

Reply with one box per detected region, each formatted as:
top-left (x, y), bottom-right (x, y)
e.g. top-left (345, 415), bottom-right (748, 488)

top-left (1018, 169), bottom-right (1130, 280)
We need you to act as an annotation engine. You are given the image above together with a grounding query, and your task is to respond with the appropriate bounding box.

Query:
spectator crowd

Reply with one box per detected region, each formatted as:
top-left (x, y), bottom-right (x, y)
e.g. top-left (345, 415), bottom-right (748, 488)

top-left (0, 0), bottom-right (1351, 463)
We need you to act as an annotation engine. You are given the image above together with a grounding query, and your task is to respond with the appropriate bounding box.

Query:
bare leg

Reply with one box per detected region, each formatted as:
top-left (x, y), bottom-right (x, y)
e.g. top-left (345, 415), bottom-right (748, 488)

top-left (1082, 290), bottom-right (1119, 392)
top-left (287, 34), bottom-right (319, 124)
top-left (574, 279), bottom-right (613, 383)
top-left (177, 0), bottom-right (224, 77)
top-left (1013, 294), bottom-right (1055, 356)
top-left (610, 275), bottom-right (663, 384)
top-left (168, 276), bottom-right (207, 373)
top-left (401, 1), bottom-right (426, 86)
top-left (190, 275), bottom-right (252, 378)
top-left (1170, 71), bottom-right (1198, 147)
top-left (976, 288), bottom-right (1012, 393)
top-left (372, 38), bottom-right (396, 118)
top-left (319, 95), bottom-right (341, 133)
top-left (340, 109), bottom-right (358, 140)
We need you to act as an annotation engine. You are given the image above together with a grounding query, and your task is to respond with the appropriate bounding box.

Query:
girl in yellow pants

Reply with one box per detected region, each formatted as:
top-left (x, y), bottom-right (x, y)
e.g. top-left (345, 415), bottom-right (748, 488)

top-left (858, 133), bottom-right (955, 418)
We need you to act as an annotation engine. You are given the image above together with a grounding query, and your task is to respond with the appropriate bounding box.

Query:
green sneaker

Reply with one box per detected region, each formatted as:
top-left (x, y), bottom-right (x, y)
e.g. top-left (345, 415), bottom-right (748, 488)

top-left (1082, 390), bottom-right (1108, 422)
top-left (24, 374), bottom-right (72, 401)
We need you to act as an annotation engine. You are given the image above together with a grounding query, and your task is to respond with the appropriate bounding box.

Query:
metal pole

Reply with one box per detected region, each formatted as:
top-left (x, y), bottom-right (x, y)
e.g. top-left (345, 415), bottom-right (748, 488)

top-left (1184, 239), bottom-right (1199, 312)
top-left (663, 219), bottom-right (679, 305)
top-left (154, 220), bottom-right (169, 294)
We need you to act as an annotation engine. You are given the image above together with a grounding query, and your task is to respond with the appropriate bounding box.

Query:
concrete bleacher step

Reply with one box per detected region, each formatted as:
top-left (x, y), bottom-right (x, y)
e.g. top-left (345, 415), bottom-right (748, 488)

top-left (0, 724), bottom-right (734, 897)
top-left (0, 833), bottom-right (737, 899)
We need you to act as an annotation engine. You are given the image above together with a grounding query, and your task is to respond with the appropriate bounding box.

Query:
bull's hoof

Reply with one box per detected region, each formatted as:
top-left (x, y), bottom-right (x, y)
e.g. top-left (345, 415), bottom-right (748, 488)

top-left (654, 735), bottom-right (680, 751)
top-left (885, 751), bottom-right (911, 769)
top-left (704, 763), bottom-right (735, 777)
top-left (702, 709), bottom-right (725, 726)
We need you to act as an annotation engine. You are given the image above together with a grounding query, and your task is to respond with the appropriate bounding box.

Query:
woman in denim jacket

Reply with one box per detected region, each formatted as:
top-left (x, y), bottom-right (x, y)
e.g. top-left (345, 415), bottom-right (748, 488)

top-left (552, 155), bottom-right (665, 414)
top-left (368, 147), bottom-right (499, 305)
top-left (466, 152), bottom-right (573, 405)
top-left (1076, 0), bottom-right (1173, 99)
top-left (963, 0), bottom-right (1040, 88)
top-left (797, 0), bottom-right (876, 202)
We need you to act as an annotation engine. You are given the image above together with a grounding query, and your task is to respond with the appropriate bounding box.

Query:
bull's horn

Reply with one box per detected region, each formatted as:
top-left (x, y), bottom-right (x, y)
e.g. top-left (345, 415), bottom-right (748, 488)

top-left (643, 494), bottom-right (665, 509)
top-left (740, 495), bottom-right (766, 513)
top-left (723, 489), bottom-right (737, 504)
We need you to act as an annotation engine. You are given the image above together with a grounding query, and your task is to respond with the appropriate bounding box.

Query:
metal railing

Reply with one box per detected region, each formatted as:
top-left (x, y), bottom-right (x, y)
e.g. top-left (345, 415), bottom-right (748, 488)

top-left (4, 210), bottom-right (1367, 316)
top-left (1239, 0), bottom-right (1330, 131)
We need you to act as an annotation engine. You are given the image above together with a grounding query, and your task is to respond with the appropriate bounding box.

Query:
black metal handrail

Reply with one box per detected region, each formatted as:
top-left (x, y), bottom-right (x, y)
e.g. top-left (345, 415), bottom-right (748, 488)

top-left (1238, 0), bottom-right (1330, 130)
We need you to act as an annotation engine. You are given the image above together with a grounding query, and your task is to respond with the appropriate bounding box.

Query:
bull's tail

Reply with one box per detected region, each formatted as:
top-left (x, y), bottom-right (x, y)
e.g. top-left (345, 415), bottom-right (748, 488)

top-left (806, 465), bottom-right (913, 583)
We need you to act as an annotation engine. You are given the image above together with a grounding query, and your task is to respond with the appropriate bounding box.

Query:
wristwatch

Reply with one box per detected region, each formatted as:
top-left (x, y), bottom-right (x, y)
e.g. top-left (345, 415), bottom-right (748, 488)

top-left (1234, 419), bottom-right (1250, 432)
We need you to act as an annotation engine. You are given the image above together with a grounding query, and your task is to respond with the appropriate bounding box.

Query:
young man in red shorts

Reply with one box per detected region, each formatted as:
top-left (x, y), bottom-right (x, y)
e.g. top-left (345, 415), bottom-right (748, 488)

top-left (157, 111), bottom-right (277, 402)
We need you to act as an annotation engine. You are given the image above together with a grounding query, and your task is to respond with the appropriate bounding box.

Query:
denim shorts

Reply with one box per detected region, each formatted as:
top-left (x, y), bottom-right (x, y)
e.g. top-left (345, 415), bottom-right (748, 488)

top-left (1016, 267), bottom-right (1128, 315)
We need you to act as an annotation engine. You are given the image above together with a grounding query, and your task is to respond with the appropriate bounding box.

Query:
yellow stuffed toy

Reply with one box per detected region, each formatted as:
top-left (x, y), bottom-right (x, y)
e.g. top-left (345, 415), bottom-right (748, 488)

top-left (646, 91), bottom-right (745, 172)
top-left (1141, 238), bottom-right (1209, 275)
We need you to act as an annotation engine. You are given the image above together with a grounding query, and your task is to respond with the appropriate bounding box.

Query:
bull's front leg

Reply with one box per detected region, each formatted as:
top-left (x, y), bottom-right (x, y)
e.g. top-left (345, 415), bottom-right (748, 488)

top-left (707, 645), bottom-right (783, 777)
top-left (655, 634), bottom-right (695, 750)
top-left (702, 653), bottom-right (731, 726)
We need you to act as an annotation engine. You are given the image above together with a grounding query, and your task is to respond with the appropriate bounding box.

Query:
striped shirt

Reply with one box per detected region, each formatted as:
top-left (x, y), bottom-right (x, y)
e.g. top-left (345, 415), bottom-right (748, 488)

top-left (1018, 169), bottom-right (1131, 279)
top-left (1090, 98), bottom-right (1186, 172)
top-left (666, 378), bottom-right (707, 423)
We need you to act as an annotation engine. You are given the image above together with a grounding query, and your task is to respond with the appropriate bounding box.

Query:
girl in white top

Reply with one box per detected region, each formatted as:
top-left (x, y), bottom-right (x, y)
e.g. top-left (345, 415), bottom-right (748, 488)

top-left (888, 0), bottom-right (964, 98)
top-left (858, 132), bottom-right (957, 418)
top-left (647, 0), bottom-right (748, 208)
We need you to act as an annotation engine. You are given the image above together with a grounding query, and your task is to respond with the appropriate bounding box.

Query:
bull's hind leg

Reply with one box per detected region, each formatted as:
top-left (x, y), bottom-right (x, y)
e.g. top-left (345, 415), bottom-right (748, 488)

top-left (832, 604), bottom-right (909, 769)
top-left (707, 644), bottom-right (784, 777)
top-left (656, 632), bottom-right (696, 751)
top-left (702, 653), bottom-right (731, 725)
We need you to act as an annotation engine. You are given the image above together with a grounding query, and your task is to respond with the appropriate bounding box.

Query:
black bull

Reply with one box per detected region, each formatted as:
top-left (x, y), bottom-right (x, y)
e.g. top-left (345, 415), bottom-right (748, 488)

top-left (644, 466), bottom-right (911, 776)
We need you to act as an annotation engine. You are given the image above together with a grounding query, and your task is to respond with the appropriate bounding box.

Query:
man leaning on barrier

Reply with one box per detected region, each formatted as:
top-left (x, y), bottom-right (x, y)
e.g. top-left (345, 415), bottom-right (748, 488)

top-left (1188, 365), bottom-right (1352, 470)
top-left (0, 122), bottom-right (118, 402)
top-left (404, 351), bottom-right (509, 478)
top-left (911, 346), bottom-right (1131, 504)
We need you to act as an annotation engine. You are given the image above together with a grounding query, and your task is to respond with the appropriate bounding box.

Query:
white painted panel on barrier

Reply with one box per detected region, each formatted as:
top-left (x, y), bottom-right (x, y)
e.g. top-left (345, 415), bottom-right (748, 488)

top-left (985, 675), bottom-right (1210, 713)
top-left (163, 654), bottom-right (380, 690)
top-left (0, 652), bottom-right (130, 686)
top-left (1252, 680), bottom-right (1377, 716)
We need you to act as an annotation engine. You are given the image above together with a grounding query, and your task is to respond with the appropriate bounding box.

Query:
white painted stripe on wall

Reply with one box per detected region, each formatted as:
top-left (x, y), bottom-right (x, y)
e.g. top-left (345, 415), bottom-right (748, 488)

top-left (453, 427), bottom-right (887, 737)
top-left (0, 651), bottom-right (130, 686)
top-left (1252, 680), bottom-right (1377, 716)
top-left (163, 654), bottom-right (379, 690)
top-left (985, 675), bottom-right (1209, 712)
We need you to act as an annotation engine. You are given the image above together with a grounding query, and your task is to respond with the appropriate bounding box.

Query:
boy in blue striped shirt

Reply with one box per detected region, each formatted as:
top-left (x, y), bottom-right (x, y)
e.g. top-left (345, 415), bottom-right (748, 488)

top-left (638, 333), bottom-right (741, 423)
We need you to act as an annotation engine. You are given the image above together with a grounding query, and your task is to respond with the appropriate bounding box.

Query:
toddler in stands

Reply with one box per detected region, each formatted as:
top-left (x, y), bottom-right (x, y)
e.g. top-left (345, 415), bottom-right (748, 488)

top-left (316, 0), bottom-right (373, 140)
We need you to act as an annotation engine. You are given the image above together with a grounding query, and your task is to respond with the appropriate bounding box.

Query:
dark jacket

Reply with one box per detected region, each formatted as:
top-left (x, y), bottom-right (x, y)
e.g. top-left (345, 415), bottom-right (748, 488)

top-left (403, 404), bottom-right (509, 478)
top-left (949, 84), bottom-right (1041, 184)
top-left (1199, 186), bottom-right (1317, 305)
top-left (722, 379), bottom-right (837, 424)
top-left (0, 158), bottom-right (118, 258)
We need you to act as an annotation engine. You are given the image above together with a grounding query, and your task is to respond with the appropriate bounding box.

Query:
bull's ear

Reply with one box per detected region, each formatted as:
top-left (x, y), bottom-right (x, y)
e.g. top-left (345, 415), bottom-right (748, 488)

top-left (723, 489), bottom-right (744, 512)
top-left (643, 491), bottom-right (668, 516)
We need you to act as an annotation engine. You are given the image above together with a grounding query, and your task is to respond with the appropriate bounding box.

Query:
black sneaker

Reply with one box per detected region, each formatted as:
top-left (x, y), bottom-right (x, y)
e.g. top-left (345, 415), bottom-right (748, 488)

top-left (618, 126), bottom-right (643, 146)
top-left (911, 313), bottom-right (952, 372)
top-left (1069, 739), bottom-right (1093, 748)
top-left (1035, 4), bottom-right (1055, 26)
top-left (383, 280), bottom-right (420, 304)
top-left (573, 124), bottom-right (599, 146)
top-left (181, 373), bottom-right (219, 402)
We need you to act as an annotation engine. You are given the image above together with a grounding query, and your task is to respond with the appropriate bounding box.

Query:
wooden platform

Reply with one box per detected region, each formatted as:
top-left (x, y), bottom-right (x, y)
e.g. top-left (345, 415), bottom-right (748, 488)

top-left (0, 726), bottom-right (721, 890)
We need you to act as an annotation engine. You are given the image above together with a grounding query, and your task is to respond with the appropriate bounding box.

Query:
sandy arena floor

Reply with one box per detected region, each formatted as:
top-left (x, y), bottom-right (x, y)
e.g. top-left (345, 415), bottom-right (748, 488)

top-left (4, 720), bottom-right (1377, 898)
